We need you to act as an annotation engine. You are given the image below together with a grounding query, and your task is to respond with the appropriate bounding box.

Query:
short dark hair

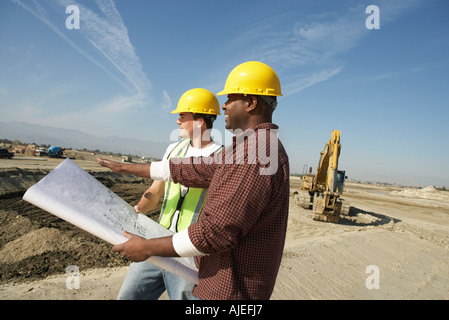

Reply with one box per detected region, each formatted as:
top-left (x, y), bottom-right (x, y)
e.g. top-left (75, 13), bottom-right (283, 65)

top-left (193, 113), bottom-right (217, 129)
top-left (257, 95), bottom-right (277, 110)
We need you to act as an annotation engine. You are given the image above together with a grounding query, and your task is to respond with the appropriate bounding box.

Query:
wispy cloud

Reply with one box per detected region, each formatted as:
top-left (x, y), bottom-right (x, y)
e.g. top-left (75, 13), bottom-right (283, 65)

top-left (244, 11), bottom-right (365, 96)
top-left (28, 93), bottom-right (148, 136)
top-left (10, 0), bottom-right (163, 134)
top-left (11, 0), bottom-right (137, 94)
top-left (161, 90), bottom-right (172, 111)
top-left (360, 72), bottom-right (400, 82)
top-left (282, 67), bottom-right (344, 95)
top-left (68, 0), bottom-right (152, 94)
top-left (231, 0), bottom-right (427, 96)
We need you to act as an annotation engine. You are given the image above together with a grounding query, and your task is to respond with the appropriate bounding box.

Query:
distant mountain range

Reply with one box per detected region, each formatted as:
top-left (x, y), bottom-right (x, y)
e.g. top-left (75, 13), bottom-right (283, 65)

top-left (0, 121), bottom-right (166, 159)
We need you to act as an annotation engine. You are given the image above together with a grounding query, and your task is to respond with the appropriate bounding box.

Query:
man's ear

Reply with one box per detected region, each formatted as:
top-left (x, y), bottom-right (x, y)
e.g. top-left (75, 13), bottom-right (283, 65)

top-left (195, 117), bottom-right (205, 128)
top-left (246, 95), bottom-right (258, 112)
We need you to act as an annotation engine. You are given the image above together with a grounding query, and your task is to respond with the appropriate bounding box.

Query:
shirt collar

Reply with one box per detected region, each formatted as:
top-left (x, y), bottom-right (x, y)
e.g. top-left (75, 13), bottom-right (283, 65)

top-left (232, 122), bottom-right (279, 142)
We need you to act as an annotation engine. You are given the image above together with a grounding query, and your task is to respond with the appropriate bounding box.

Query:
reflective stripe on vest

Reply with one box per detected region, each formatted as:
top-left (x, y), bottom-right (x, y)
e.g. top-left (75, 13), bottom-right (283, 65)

top-left (158, 139), bottom-right (222, 232)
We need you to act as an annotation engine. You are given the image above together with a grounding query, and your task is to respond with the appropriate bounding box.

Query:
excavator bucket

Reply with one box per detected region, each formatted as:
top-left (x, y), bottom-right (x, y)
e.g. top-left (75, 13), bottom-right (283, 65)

top-left (312, 192), bottom-right (341, 223)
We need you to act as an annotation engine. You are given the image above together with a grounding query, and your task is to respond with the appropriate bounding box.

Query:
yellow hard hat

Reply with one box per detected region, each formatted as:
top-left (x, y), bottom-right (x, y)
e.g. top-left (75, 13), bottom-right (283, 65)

top-left (216, 61), bottom-right (282, 97)
top-left (171, 88), bottom-right (221, 115)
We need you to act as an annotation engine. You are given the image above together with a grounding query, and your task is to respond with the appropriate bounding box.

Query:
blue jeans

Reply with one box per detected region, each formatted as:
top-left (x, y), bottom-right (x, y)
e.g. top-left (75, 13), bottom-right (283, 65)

top-left (117, 261), bottom-right (195, 300)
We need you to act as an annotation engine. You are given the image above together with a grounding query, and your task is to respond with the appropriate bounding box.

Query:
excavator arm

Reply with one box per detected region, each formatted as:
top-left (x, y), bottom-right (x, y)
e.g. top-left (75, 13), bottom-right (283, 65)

top-left (314, 130), bottom-right (341, 193)
top-left (298, 130), bottom-right (348, 223)
top-left (327, 130), bottom-right (341, 193)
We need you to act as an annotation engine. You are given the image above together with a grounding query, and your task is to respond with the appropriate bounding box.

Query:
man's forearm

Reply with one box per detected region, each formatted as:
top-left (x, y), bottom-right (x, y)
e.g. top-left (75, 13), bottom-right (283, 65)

top-left (112, 231), bottom-right (178, 262)
top-left (97, 158), bottom-right (151, 178)
top-left (146, 236), bottom-right (179, 257)
top-left (121, 162), bottom-right (152, 178)
top-left (136, 180), bottom-right (164, 213)
top-left (136, 192), bottom-right (158, 213)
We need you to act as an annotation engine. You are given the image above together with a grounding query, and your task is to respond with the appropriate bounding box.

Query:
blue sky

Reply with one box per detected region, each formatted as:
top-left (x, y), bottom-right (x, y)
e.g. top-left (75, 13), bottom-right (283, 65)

top-left (1, 0), bottom-right (448, 187)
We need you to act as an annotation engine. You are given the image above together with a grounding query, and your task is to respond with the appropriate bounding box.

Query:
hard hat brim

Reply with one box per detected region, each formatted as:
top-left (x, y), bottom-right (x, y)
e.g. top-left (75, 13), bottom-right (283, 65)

top-left (216, 90), bottom-right (282, 97)
top-left (170, 108), bottom-right (221, 115)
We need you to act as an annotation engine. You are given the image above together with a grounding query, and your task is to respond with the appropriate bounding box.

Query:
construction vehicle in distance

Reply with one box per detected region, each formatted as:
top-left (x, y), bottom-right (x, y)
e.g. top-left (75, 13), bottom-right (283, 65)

top-left (47, 146), bottom-right (64, 158)
top-left (297, 130), bottom-right (350, 223)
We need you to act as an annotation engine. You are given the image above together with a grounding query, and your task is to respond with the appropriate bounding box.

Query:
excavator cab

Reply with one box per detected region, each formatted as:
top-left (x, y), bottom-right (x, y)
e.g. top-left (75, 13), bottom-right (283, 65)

top-left (335, 170), bottom-right (346, 195)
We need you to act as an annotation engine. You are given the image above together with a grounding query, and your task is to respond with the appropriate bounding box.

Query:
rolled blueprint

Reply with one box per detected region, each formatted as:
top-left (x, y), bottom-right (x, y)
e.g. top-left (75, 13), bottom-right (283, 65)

top-left (23, 158), bottom-right (199, 285)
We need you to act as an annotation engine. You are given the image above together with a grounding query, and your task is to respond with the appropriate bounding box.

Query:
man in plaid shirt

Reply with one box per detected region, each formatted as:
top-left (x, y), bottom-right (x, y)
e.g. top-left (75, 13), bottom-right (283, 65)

top-left (101, 61), bottom-right (290, 300)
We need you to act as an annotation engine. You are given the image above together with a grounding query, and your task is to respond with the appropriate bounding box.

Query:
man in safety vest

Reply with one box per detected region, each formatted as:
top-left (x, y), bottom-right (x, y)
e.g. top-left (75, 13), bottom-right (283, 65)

top-left (116, 88), bottom-right (222, 300)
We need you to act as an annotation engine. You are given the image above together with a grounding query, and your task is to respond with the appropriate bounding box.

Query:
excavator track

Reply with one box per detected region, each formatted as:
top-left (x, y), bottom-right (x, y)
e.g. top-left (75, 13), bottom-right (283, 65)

top-left (298, 190), bottom-right (312, 209)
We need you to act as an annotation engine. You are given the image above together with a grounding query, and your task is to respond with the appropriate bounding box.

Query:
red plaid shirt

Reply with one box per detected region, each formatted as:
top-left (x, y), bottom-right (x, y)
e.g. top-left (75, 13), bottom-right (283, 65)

top-left (169, 123), bottom-right (290, 300)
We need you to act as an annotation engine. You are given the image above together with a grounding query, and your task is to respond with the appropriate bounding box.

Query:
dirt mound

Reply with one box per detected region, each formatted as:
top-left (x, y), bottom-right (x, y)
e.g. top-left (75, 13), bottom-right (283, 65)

top-left (0, 168), bottom-right (48, 198)
top-left (1, 227), bottom-right (74, 264)
top-left (0, 170), bottom-right (161, 284)
top-left (390, 185), bottom-right (449, 201)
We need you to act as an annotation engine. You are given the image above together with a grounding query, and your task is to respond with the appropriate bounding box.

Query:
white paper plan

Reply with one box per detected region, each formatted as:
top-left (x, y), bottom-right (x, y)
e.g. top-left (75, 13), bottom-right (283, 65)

top-left (23, 158), bottom-right (199, 285)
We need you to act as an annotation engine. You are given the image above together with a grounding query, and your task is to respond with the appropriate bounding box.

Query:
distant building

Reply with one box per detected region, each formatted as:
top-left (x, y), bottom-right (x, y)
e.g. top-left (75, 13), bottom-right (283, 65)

top-left (12, 145), bottom-right (26, 154)
top-left (26, 144), bottom-right (36, 155)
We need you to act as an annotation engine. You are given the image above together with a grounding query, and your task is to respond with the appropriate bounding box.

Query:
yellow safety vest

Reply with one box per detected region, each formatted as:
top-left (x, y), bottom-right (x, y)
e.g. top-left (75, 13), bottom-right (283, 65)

top-left (158, 139), bottom-right (222, 232)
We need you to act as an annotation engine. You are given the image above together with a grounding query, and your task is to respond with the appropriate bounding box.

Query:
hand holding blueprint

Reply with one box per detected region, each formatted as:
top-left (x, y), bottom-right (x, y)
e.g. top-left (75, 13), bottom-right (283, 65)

top-left (23, 158), bottom-right (199, 285)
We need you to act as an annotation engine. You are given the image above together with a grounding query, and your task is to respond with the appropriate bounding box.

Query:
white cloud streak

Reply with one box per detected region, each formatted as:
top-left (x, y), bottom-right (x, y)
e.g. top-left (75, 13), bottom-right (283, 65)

top-left (11, 0), bottom-right (152, 93)
top-left (69, 0), bottom-right (152, 94)
top-left (234, 0), bottom-right (427, 97)
top-left (161, 90), bottom-right (172, 111)
top-left (244, 12), bottom-right (365, 96)
top-left (10, 0), bottom-right (162, 135)
top-left (11, 0), bottom-right (135, 94)
top-left (282, 67), bottom-right (344, 96)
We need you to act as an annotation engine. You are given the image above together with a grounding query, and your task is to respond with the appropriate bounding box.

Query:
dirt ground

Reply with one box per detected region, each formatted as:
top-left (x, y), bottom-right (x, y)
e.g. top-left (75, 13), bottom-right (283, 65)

top-left (1, 154), bottom-right (449, 300)
top-left (0, 154), bottom-right (160, 292)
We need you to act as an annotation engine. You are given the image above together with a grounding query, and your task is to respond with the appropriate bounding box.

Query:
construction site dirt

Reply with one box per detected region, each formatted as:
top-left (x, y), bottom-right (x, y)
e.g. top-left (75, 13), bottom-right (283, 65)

top-left (1, 154), bottom-right (449, 299)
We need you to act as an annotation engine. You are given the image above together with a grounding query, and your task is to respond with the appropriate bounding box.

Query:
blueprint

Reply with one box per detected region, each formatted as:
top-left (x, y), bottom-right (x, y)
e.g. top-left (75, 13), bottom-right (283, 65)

top-left (23, 158), bottom-right (198, 285)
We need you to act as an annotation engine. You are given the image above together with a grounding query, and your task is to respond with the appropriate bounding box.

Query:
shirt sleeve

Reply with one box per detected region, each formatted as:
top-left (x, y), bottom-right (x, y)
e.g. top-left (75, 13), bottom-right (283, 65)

top-left (187, 162), bottom-right (274, 254)
top-left (150, 160), bottom-right (171, 181)
top-left (169, 154), bottom-right (218, 189)
top-left (172, 228), bottom-right (207, 257)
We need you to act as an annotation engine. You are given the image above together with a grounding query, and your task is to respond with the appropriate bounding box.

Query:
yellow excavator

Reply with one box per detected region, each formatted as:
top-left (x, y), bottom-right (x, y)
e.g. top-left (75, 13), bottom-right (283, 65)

top-left (297, 130), bottom-right (350, 223)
